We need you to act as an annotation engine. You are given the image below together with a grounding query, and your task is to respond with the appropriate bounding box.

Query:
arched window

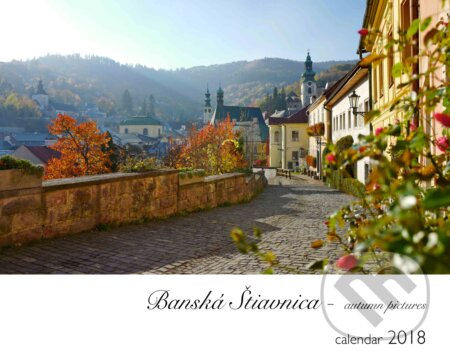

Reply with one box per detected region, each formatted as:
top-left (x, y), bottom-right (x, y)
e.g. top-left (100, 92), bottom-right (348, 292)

top-left (124, 128), bottom-right (128, 134)
top-left (308, 87), bottom-right (312, 94)
top-left (143, 128), bottom-right (148, 135)
top-left (274, 131), bottom-right (280, 143)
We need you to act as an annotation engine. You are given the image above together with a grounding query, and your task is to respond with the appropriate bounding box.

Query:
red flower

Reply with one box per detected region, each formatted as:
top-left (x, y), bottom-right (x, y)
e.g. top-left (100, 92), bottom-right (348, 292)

top-left (336, 254), bottom-right (358, 271)
top-left (359, 145), bottom-right (367, 153)
top-left (409, 122), bottom-right (417, 132)
top-left (435, 113), bottom-right (450, 127)
top-left (358, 28), bottom-right (369, 36)
top-left (324, 220), bottom-right (329, 226)
top-left (436, 136), bottom-right (449, 152)
top-left (375, 127), bottom-right (384, 136)
top-left (326, 153), bottom-right (336, 164)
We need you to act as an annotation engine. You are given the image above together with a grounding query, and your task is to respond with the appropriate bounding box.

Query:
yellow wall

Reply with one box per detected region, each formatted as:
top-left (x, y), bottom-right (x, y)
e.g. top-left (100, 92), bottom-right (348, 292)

top-left (365, 0), bottom-right (449, 148)
top-left (365, 0), bottom-right (409, 129)
top-left (269, 123), bottom-right (308, 168)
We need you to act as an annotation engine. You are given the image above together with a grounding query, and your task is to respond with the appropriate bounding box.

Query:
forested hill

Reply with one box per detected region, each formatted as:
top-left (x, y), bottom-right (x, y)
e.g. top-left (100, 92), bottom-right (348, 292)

top-left (0, 55), bottom-right (356, 123)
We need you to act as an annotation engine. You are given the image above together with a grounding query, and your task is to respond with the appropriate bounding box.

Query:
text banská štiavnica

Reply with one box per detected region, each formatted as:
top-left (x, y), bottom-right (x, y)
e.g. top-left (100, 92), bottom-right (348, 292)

top-left (147, 286), bottom-right (321, 311)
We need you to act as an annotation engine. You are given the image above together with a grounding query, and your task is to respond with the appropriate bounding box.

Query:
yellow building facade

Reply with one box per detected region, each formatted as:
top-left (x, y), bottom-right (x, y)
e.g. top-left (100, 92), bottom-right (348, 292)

top-left (359, 0), bottom-right (449, 147)
top-left (268, 108), bottom-right (309, 169)
top-left (119, 116), bottom-right (164, 137)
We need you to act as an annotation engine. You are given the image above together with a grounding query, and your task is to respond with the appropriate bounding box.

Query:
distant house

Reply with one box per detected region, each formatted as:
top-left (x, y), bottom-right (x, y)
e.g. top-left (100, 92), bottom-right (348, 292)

top-left (12, 145), bottom-right (60, 167)
top-left (51, 102), bottom-right (79, 118)
top-left (119, 115), bottom-right (164, 138)
top-left (0, 140), bottom-right (13, 156)
top-left (6, 132), bottom-right (57, 147)
top-left (268, 107), bottom-right (309, 170)
top-left (31, 80), bottom-right (79, 118)
top-left (206, 87), bottom-right (269, 164)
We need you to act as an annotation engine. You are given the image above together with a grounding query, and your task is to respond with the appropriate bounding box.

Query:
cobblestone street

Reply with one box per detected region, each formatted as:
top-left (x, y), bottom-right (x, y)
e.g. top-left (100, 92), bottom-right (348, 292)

top-left (0, 177), bottom-right (352, 274)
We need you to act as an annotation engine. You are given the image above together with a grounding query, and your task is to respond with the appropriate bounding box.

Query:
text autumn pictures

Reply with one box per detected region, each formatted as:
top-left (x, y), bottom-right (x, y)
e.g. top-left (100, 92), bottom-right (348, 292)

top-left (0, 0), bottom-right (449, 276)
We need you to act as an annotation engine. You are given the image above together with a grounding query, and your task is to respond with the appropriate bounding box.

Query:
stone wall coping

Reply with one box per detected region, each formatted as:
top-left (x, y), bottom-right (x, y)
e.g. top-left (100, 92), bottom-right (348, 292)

top-left (203, 172), bottom-right (247, 182)
top-left (43, 169), bottom-right (179, 191)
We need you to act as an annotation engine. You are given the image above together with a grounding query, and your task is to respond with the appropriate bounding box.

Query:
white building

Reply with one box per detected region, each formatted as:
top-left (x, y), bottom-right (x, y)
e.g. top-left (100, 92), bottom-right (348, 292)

top-left (324, 65), bottom-right (371, 184)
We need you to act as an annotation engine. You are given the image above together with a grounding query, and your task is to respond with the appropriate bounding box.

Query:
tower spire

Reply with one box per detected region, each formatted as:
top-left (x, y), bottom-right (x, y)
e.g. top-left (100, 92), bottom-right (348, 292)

top-left (217, 84), bottom-right (224, 108)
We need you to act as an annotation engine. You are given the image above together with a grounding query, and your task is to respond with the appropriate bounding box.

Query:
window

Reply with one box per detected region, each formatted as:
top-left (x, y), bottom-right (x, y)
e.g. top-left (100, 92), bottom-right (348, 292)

top-left (342, 113), bottom-right (346, 130)
top-left (379, 60), bottom-right (384, 98)
top-left (348, 110), bottom-right (352, 128)
top-left (364, 99), bottom-right (369, 113)
top-left (388, 30), bottom-right (394, 87)
top-left (124, 128), bottom-right (128, 134)
top-left (364, 163), bottom-right (370, 184)
top-left (308, 87), bottom-right (312, 94)
top-left (373, 67), bottom-right (378, 103)
top-left (158, 128), bottom-right (161, 136)
top-left (401, 0), bottom-right (412, 61)
top-left (292, 131), bottom-right (299, 142)
top-left (353, 109), bottom-right (357, 128)
top-left (274, 130), bottom-right (280, 143)
top-left (292, 151), bottom-right (299, 161)
top-left (143, 128), bottom-right (148, 135)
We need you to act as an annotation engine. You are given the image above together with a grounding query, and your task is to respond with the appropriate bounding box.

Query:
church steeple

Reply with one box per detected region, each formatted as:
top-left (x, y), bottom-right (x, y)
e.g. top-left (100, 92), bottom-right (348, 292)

top-left (204, 86), bottom-right (211, 107)
top-left (300, 51), bottom-right (317, 107)
top-left (301, 51), bottom-right (316, 82)
top-left (36, 80), bottom-right (47, 95)
top-left (203, 85), bottom-right (213, 124)
top-left (217, 85), bottom-right (224, 108)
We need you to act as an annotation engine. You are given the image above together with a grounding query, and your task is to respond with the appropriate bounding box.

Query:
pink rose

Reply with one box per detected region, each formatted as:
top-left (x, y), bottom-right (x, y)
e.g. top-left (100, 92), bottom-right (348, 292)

top-left (436, 136), bottom-right (449, 152)
top-left (336, 254), bottom-right (358, 271)
top-left (435, 113), bottom-right (450, 127)
top-left (358, 28), bottom-right (369, 36)
top-left (326, 153), bottom-right (336, 164)
top-left (375, 127), bottom-right (384, 136)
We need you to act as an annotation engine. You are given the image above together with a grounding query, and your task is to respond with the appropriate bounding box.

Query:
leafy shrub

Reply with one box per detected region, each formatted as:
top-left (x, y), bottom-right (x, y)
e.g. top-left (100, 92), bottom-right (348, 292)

top-left (327, 170), bottom-right (365, 198)
top-left (306, 122), bottom-right (325, 137)
top-left (253, 158), bottom-right (267, 167)
top-left (119, 157), bottom-right (161, 173)
top-left (0, 155), bottom-right (44, 177)
top-left (335, 135), bottom-right (354, 153)
top-left (306, 155), bottom-right (316, 168)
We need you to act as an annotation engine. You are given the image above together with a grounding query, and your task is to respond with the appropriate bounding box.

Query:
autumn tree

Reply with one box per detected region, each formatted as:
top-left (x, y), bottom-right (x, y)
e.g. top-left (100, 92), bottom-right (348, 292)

top-left (177, 114), bottom-right (246, 175)
top-left (45, 114), bottom-right (112, 179)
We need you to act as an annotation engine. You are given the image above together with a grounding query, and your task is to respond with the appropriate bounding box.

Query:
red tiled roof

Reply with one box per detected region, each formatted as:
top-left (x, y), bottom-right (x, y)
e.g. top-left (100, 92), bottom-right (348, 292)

top-left (26, 146), bottom-right (61, 164)
top-left (268, 106), bottom-right (309, 125)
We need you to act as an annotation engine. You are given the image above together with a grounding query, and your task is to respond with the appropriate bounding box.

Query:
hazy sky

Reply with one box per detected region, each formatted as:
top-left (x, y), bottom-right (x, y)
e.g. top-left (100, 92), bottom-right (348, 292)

top-left (0, 0), bottom-right (366, 69)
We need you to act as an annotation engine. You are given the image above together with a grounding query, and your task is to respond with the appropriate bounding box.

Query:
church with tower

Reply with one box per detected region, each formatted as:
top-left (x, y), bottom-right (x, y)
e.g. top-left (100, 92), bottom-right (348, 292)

top-left (203, 85), bottom-right (269, 164)
top-left (268, 51), bottom-right (322, 169)
top-left (299, 51), bottom-right (318, 107)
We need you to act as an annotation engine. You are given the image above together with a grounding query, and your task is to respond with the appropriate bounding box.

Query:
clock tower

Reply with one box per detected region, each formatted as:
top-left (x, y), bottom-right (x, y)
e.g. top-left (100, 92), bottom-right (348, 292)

top-left (300, 51), bottom-right (317, 107)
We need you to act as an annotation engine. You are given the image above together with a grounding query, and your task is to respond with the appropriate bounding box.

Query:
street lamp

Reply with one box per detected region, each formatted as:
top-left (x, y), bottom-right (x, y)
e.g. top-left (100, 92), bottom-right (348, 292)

top-left (348, 90), bottom-right (366, 116)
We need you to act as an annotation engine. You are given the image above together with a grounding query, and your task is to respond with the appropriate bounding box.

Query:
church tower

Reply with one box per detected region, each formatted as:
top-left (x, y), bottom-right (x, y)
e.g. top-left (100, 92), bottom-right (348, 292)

top-left (300, 52), bottom-right (317, 107)
top-left (216, 85), bottom-right (224, 108)
top-left (203, 86), bottom-right (212, 124)
top-left (32, 80), bottom-right (49, 110)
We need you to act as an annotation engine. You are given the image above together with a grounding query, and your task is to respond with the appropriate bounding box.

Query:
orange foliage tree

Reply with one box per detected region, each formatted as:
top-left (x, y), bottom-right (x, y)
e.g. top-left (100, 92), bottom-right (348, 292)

top-left (178, 114), bottom-right (246, 175)
top-left (45, 114), bottom-right (112, 179)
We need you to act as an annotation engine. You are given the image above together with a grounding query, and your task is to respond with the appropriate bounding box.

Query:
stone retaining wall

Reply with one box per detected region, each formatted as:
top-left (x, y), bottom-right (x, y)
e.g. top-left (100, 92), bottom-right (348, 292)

top-left (0, 170), bottom-right (266, 247)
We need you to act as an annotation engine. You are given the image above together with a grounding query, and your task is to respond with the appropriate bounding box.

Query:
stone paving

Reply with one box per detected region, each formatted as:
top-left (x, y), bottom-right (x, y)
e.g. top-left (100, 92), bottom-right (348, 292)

top-left (0, 176), bottom-right (352, 274)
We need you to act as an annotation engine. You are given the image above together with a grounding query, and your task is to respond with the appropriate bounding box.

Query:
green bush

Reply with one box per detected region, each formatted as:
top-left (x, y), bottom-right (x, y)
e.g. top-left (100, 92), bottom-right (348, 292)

top-left (178, 168), bottom-right (206, 179)
top-left (119, 157), bottom-right (161, 173)
top-left (0, 155), bottom-right (44, 177)
top-left (335, 135), bottom-right (354, 153)
top-left (327, 170), bottom-right (365, 198)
